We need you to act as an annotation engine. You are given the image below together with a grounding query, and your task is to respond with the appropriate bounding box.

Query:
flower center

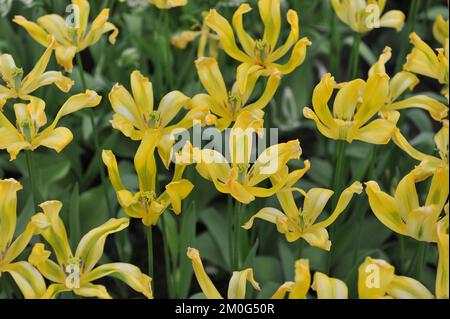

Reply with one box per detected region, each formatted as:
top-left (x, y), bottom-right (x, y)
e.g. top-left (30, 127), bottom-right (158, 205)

top-left (140, 191), bottom-right (156, 207)
top-left (228, 93), bottom-right (241, 116)
top-left (64, 257), bottom-right (82, 289)
top-left (254, 39), bottom-right (270, 65)
top-left (17, 118), bottom-right (33, 141)
top-left (11, 67), bottom-right (23, 90)
top-left (237, 163), bottom-right (250, 184)
top-left (147, 111), bottom-right (161, 129)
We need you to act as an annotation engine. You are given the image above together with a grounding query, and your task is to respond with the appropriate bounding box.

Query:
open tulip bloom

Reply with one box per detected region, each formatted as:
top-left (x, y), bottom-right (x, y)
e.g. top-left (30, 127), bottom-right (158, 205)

top-left (14, 0), bottom-right (119, 72)
top-left (358, 257), bottom-right (433, 299)
top-left (0, 37), bottom-right (73, 110)
top-left (191, 112), bottom-right (310, 204)
top-left (404, 32), bottom-right (449, 100)
top-left (103, 131), bottom-right (193, 226)
top-left (29, 201), bottom-right (152, 299)
top-left (0, 90), bottom-right (101, 160)
top-left (366, 167), bottom-right (449, 243)
top-left (205, 0), bottom-right (311, 77)
top-left (243, 181), bottom-right (363, 250)
top-left (272, 259), bottom-right (348, 299)
top-left (194, 57), bottom-right (281, 130)
top-left (109, 70), bottom-right (210, 168)
top-left (331, 0), bottom-right (405, 33)
top-left (0, 179), bottom-right (46, 299)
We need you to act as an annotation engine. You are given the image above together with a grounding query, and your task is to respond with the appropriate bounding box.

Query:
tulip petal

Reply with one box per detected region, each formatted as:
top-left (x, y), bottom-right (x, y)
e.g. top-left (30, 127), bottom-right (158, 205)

top-left (242, 207), bottom-right (285, 230)
top-left (1, 261), bottom-right (46, 299)
top-left (379, 10), bottom-right (405, 31)
top-left (74, 283), bottom-right (112, 299)
top-left (312, 272), bottom-right (348, 299)
top-left (258, 0), bottom-right (281, 51)
top-left (228, 268), bottom-right (260, 299)
top-left (270, 10), bottom-right (300, 62)
top-left (386, 95), bottom-right (448, 122)
top-left (159, 91), bottom-right (191, 128)
top-left (232, 4), bottom-right (255, 57)
top-left (352, 119), bottom-right (396, 145)
top-left (75, 218), bottom-right (129, 273)
top-left (0, 178), bottom-right (22, 255)
top-left (271, 38), bottom-right (311, 74)
top-left (386, 276), bottom-right (433, 299)
top-left (83, 263), bottom-right (153, 299)
top-left (187, 247), bottom-right (223, 299)
top-left (13, 15), bottom-right (49, 46)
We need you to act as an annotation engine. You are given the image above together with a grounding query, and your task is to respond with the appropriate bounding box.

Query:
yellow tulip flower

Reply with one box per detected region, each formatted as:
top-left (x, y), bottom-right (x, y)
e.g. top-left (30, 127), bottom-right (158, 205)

top-left (109, 70), bottom-right (210, 168)
top-left (373, 47), bottom-right (448, 122)
top-left (205, 0), bottom-right (311, 77)
top-left (194, 57), bottom-right (281, 130)
top-left (192, 112), bottom-right (309, 204)
top-left (436, 203), bottom-right (449, 299)
top-left (272, 259), bottom-right (348, 299)
top-left (14, 0), bottom-right (119, 72)
top-left (303, 55), bottom-right (395, 144)
top-left (0, 37), bottom-right (73, 110)
top-left (366, 167), bottom-right (449, 243)
top-left (331, 0), bottom-right (405, 33)
top-left (243, 182), bottom-right (362, 250)
top-left (0, 90), bottom-right (101, 160)
top-left (392, 120), bottom-right (448, 180)
top-left (29, 201), bottom-right (152, 299)
top-left (433, 15), bottom-right (449, 46)
top-left (149, 0), bottom-right (187, 9)
top-left (172, 12), bottom-right (220, 59)
top-left (0, 178), bottom-right (46, 299)
top-left (358, 257), bottom-right (433, 299)
top-left (187, 247), bottom-right (260, 299)
top-left (404, 32), bottom-right (449, 99)
top-left (102, 131), bottom-right (194, 226)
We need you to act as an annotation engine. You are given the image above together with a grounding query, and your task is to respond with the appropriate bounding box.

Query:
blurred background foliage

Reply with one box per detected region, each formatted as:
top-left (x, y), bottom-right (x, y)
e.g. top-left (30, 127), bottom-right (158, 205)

top-left (0, 0), bottom-right (448, 298)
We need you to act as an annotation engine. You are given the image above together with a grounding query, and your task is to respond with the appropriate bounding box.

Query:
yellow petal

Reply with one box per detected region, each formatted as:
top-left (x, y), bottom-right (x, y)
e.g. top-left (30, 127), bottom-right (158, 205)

top-left (351, 119), bottom-right (396, 145)
top-left (311, 73), bottom-right (336, 129)
top-left (387, 71), bottom-right (419, 102)
top-left (28, 243), bottom-right (66, 283)
top-left (303, 107), bottom-right (337, 140)
top-left (385, 95), bottom-right (448, 122)
top-left (270, 10), bottom-right (300, 62)
top-left (232, 4), bottom-right (255, 57)
top-left (379, 10), bottom-right (405, 31)
top-left (187, 247), bottom-right (223, 299)
top-left (227, 268), bottom-right (260, 299)
top-left (394, 172), bottom-right (419, 221)
top-left (159, 91), bottom-right (191, 127)
top-left (111, 113), bottom-right (143, 140)
top-left (386, 276), bottom-right (434, 299)
top-left (258, 0), bottom-right (281, 51)
top-left (333, 79), bottom-right (366, 121)
top-left (271, 38), bottom-right (311, 74)
top-left (406, 206), bottom-right (440, 242)
top-left (0, 54), bottom-right (19, 88)
top-left (72, 0), bottom-right (90, 41)
top-left (75, 218), bottom-right (129, 273)
top-left (271, 282), bottom-right (294, 299)
top-left (13, 15), bottom-right (49, 46)
top-left (436, 214), bottom-right (449, 299)
top-left (36, 14), bottom-right (71, 45)
top-left (1, 261), bottom-right (46, 299)
top-left (311, 181), bottom-right (363, 230)
top-left (0, 178), bottom-right (23, 255)
top-left (149, 0), bottom-right (187, 9)
top-left (245, 71), bottom-right (282, 112)
top-left (358, 257), bottom-right (395, 299)
top-left (55, 45), bottom-right (77, 73)
top-left (79, 9), bottom-right (119, 51)
top-left (433, 15), bottom-right (449, 46)
top-left (302, 188), bottom-right (334, 226)
top-left (102, 150), bottom-right (126, 192)
top-left (289, 259), bottom-right (311, 299)
top-left (134, 131), bottom-right (159, 192)
top-left (404, 33), bottom-right (442, 81)
top-left (161, 179), bottom-right (194, 214)
top-left (32, 201), bottom-right (72, 266)
top-left (425, 166), bottom-right (449, 212)
top-left (205, 9), bottom-right (250, 62)
top-left (33, 127), bottom-right (74, 153)
top-left (365, 181), bottom-right (408, 236)
top-left (301, 228), bottom-right (331, 251)
top-left (41, 284), bottom-right (71, 299)
top-left (73, 283), bottom-right (112, 299)
top-left (311, 272), bottom-right (348, 299)
top-left (82, 263), bottom-right (153, 299)
top-left (195, 57), bottom-right (229, 109)
top-left (171, 31), bottom-right (200, 49)
top-left (130, 70), bottom-right (154, 116)
top-left (4, 222), bottom-right (36, 264)
top-left (242, 207), bottom-right (285, 230)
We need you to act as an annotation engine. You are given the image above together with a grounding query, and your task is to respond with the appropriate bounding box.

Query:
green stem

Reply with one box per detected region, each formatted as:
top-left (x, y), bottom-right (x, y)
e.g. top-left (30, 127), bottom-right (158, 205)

top-left (146, 225), bottom-right (154, 280)
top-left (234, 201), bottom-right (242, 271)
top-left (399, 235), bottom-right (406, 273)
top-left (348, 32), bottom-right (362, 80)
top-left (416, 242), bottom-right (427, 281)
top-left (76, 53), bottom-right (113, 217)
top-left (395, 0), bottom-right (421, 72)
top-left (329, 2), bottom-right (340, 77)
top-left (161, 215), bottom-right (175, 298)
top-left (227, 196), bottom-right (234, 271)
top-left (25, 151), bottom-right (39, 211)
top-left (327, 140), bottom-right (347, 273)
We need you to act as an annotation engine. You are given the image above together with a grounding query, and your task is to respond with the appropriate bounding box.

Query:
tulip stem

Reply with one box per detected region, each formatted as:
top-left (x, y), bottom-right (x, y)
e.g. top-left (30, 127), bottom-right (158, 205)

top-left (233, 201), bottom-right (242, 271)
top-left (348, 32), bottom-right (362, 80)
top-left (25, 151), bottom-right (39, 211)
top-left (415, 242), bottom-right (427, 281)
top-left (146, 225), bottom-right (154, 281)
top-left (75, 52), bottom-right (113, 217)
top-left (329, 1), bottom-right (341, 77)
top-left (161, 215), bottom-right (175, 298)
